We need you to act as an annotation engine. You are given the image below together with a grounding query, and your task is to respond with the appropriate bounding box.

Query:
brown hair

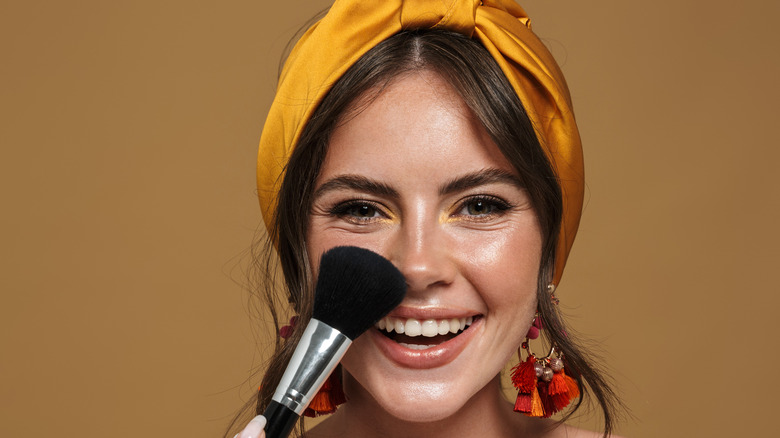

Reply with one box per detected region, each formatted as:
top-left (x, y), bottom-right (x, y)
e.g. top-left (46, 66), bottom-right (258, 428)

top-left (229, 29), bottom-right (620, 437)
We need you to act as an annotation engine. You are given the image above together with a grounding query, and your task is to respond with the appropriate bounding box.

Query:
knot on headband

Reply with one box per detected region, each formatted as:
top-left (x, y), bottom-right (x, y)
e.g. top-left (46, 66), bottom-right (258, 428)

top-left (257, 0), bottom-right (583, 285)
top-left (400, 0), bottom-right (481, 35)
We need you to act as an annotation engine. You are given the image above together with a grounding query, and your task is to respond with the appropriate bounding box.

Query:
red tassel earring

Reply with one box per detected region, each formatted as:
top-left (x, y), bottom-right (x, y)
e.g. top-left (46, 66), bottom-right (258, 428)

top-left (510, 309), bottom-right (580, 418)
top-left (303, 367), bottom-right (347, 417)
top-left (277, 316), bottom-right (348, 417)
top-left (511, 315), bottom-right (543, 416)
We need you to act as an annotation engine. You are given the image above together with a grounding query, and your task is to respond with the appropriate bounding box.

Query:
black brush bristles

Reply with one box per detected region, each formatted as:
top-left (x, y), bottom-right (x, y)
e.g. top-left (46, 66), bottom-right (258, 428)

top-left (312, 246), bottom-right (407, 340)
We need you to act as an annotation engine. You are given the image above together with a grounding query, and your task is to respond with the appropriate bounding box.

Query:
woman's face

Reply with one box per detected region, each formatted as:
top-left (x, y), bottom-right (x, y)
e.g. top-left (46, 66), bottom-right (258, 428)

top-left (307, 71), bottom-right (541, 421)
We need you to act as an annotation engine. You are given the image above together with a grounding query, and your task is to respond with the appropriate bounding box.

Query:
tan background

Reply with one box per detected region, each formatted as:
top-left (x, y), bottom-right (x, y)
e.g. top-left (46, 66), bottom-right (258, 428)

top-left (2, 0), bottom-right (778, 436)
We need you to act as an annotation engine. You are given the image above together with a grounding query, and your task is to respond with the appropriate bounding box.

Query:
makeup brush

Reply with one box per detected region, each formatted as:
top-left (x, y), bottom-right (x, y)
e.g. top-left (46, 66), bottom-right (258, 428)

top-left (263, 246), bottom-right (407, 438)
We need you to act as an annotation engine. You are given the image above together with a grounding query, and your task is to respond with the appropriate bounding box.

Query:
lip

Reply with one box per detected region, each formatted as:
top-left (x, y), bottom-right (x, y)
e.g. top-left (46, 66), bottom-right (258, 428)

top-left (387, 306), bottom-right (477, 320)
top-left (370, 314), bottom-right (482, 369)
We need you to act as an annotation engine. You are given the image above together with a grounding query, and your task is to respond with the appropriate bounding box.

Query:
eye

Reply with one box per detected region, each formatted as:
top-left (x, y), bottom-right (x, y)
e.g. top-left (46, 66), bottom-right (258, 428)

top-left (455, 195), bottom-right (512, 218)
top-left (329, 200), bottom-right (387, 223)
top-left (466, 199), bottom-right (494, 215)
top-left (348, 204), bottom-right (379, 218)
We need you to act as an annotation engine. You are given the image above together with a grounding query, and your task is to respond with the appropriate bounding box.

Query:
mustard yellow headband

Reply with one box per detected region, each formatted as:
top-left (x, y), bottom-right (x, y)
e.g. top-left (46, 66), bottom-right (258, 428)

top-left (257, 0), bottom-right (584, 286)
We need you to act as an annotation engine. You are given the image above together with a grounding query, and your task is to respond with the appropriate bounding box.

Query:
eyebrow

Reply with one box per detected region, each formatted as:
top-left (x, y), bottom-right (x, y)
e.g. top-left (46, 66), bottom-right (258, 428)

top-left (438, 168), bottom-right (525, 196)
top-left (313, 174), bottom-right (400, 200)
top-left (313, 168), bottom-right (524, 201)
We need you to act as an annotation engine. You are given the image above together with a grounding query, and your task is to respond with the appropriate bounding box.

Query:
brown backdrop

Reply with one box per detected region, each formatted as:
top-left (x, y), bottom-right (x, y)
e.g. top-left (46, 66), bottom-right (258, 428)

top-left (2, 1), bottom-right (778, 436)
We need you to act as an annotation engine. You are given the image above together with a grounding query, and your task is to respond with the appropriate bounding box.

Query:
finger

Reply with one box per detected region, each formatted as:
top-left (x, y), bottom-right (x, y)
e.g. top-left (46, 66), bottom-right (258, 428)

top-left (235, 414), bottom-right (267, 438)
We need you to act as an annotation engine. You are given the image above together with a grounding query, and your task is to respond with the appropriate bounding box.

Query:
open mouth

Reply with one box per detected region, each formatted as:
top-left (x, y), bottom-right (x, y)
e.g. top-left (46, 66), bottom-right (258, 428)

top-left (375, 315), bottom-right (479, 350)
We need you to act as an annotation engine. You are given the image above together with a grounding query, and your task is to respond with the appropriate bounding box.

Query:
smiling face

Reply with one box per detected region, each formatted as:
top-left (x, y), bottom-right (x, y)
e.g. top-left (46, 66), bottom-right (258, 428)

top-left (306, 70), bottom-right (542, 422)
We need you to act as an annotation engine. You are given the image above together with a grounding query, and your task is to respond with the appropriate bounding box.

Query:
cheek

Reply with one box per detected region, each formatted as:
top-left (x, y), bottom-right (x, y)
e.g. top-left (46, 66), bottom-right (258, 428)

top-left (460, 224), bottom-right (542, 289)
top-left (306, 225), bottom-right (394, 279)
top-left (459, 225), bottom-right (542, 333)
top-left (305, 228), bottom-right (326, 279)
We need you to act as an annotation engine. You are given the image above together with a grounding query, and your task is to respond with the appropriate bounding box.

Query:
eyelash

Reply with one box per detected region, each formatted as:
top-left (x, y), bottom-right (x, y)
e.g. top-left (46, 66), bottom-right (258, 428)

top-left (453, 195), bottom-right (513, 219)
top-left (328, 199), bottom-right (388, 223)
top-left (327, 195), bottom-right (513, 224)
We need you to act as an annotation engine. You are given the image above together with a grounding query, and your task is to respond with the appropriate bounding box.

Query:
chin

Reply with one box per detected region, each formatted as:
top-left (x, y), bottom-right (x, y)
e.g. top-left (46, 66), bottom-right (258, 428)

top-left (388, 403), bottom-right (462, 423)
top-left (344, 371), bottom-right (476, 423)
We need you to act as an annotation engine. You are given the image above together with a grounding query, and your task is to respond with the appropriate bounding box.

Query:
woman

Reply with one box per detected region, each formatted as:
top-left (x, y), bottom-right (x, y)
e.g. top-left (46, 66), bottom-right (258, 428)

top-left (232, 1), bottom-right (621, 437)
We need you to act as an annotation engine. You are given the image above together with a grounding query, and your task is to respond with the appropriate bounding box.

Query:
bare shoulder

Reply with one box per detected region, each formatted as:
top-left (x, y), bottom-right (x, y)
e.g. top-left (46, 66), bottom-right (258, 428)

top-left (543, 423), bottom-right (625, 438)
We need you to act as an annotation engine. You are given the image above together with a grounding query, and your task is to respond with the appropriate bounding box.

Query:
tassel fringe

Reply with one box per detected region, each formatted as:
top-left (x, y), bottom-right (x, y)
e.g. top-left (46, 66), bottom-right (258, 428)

top-left (303, 371), bottom-right (347, 417)
top-left (512, 353), bottom-right (580, 418)
top-left (510, 355), bottom-right (537, 393)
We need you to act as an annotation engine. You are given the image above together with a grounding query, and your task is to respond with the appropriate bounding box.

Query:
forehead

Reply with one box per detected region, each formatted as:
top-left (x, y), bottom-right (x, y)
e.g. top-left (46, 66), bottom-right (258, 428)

top-left (321, 71), bottom-right (516, 181)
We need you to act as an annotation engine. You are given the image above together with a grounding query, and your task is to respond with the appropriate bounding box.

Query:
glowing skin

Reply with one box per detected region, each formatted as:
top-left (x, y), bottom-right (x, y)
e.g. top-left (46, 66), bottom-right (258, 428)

top-left (306, 71), bottom-right (542, 435)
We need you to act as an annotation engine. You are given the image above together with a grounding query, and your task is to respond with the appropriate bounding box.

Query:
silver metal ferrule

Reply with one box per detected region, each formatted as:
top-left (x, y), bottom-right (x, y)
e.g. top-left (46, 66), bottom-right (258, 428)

top-left (271, 319), bottom-right (351, 415)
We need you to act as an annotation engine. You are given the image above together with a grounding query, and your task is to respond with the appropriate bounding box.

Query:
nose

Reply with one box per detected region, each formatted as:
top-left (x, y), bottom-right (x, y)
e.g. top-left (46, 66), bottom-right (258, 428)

top-left (387, 210), bottom-right (457, 295)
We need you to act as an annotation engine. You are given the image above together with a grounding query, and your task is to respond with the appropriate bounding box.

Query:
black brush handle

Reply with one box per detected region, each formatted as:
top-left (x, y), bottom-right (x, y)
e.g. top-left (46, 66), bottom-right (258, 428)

top-left (262, 401), bottom-right (298, 438)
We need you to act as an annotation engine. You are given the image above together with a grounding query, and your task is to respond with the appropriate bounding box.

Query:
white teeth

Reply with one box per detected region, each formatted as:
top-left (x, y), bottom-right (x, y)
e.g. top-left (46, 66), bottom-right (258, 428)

top-left (421, 320), bottom-right (438, 337)
top-left (398, 342), bottom-right (435, 350)
top-left (438, 320), bottom-right (450, 335)
top-left (376, 316), bottom-right (476, 337)
top-left (405, 319), bottom-right (422, 336)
